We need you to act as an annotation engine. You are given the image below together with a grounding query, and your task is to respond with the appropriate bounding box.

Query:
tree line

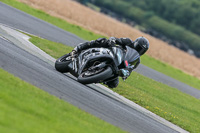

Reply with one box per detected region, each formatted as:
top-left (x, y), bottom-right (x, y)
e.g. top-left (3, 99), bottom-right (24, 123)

top-left (124, 0), bottom-right (200, 35)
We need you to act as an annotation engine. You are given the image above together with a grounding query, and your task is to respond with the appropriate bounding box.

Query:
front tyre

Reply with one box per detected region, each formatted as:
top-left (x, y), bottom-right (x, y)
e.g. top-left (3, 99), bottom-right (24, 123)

top-left (55, 53), bottom-right (71, 73)
top-left (77, 67), bottom-right (113, 84)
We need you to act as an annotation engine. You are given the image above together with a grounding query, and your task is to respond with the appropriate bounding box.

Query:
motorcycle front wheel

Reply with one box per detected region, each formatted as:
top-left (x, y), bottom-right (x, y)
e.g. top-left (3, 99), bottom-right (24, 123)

top-left (77, 66), bottom-right (113, 84)
top-left (55, 53), bottom-right (72, 73)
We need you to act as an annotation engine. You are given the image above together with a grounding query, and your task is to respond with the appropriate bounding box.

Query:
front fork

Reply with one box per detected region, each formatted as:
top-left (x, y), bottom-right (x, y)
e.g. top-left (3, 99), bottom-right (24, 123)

top-left (67, 58), bottom-right (79, 77)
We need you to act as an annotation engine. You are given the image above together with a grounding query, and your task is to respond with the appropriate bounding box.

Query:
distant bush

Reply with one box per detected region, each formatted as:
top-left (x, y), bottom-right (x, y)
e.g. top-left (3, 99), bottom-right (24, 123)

top-left (123, 0), bottom-right (200, 35)
top-left (147, 16), bottom-right (200, 49)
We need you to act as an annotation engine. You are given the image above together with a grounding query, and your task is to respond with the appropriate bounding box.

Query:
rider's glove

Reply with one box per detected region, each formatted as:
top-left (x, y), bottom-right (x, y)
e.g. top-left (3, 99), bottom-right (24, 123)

top-left (107, 37), bottom-right (116, 47)
top-left (119, 69), bottom-right (130, 77)
top-left (119, 69), bottom-right (130, 81)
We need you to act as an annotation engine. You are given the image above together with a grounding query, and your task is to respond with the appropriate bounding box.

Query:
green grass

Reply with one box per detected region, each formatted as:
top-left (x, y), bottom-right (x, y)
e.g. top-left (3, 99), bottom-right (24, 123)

top-left (29, 36), bottom-right (73, 59)
top-left (0, 68), bottom-right (126, 133)
top-left (1, 0), bottom-right (200, 91)
top-left (116, 73), bottom-right (200, 133)
top-left (29, 35), bottom-right (200, 133)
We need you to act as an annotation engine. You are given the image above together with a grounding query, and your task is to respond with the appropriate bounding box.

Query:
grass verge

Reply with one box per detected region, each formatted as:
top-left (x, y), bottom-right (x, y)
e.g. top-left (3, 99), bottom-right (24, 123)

top-left (29, 36), bottom-right (73, 59)
top-left (1, 0), bottom-right (200, 90)
top-left (29, 36), bottom-right (200, 133)
top-left (0, 68), bottom-right (126, 133)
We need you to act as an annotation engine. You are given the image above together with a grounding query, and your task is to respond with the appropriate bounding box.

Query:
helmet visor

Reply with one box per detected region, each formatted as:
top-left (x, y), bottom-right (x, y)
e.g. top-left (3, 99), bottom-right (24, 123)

top-left (135, 42), bottom-right (146, 55)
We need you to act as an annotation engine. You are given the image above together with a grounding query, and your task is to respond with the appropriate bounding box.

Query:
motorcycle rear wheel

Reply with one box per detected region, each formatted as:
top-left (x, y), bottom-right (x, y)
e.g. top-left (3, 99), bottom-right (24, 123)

top-left (55, 53), bottom-right (71, 73)
top-left (77, 67), bottom-right (113, 84)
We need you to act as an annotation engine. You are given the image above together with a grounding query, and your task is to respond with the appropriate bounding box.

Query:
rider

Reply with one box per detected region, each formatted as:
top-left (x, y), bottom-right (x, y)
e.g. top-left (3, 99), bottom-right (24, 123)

top-left (72, 37), bottom-right (149, 88)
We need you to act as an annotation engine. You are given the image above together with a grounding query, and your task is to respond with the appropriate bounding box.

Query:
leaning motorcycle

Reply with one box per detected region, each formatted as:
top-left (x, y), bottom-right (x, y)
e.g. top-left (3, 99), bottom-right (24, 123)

top-left (55, 46), bottom-right (135, 84)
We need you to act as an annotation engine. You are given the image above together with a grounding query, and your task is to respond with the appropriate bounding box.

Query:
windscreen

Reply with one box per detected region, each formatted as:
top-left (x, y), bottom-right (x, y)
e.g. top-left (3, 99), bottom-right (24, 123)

top-left (124, 46), bottom-right (140, 63)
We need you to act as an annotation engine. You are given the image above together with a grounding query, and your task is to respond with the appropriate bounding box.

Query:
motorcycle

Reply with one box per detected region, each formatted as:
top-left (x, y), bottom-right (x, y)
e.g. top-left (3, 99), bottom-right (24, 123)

top-left (55, 46), bottom-right (137, 84)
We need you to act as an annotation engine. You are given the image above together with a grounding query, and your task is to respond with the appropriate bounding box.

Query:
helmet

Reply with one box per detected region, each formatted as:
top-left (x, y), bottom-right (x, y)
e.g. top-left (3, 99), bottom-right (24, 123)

top-left (132, 37), bottom-right (149, 55)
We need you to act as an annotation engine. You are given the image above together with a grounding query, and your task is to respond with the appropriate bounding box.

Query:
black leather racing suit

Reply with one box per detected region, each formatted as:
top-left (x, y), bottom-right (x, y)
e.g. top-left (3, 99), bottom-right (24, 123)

top-left (75, 37), bottom-right (140, 88)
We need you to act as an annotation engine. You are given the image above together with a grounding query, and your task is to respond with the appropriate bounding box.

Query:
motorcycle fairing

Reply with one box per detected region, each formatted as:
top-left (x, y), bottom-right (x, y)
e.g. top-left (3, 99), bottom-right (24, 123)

top-left (77, 48), bottom-right (118, 75)
top-left (124, 46), bottom-right (140, 67)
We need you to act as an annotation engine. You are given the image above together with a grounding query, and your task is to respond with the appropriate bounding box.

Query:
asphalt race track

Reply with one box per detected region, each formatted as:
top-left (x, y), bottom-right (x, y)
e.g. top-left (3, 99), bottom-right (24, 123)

top-left (0, 2), bottom-right (195, 133)
top-left (0, 2), bottom-right (83, 46)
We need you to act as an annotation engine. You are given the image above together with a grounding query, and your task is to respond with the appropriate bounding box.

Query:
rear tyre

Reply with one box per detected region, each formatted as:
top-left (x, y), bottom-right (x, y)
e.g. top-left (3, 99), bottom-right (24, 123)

top-left (77, 67), bottom-right (113, 84)
top-left (55, 53), bottom-right (71, 73)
